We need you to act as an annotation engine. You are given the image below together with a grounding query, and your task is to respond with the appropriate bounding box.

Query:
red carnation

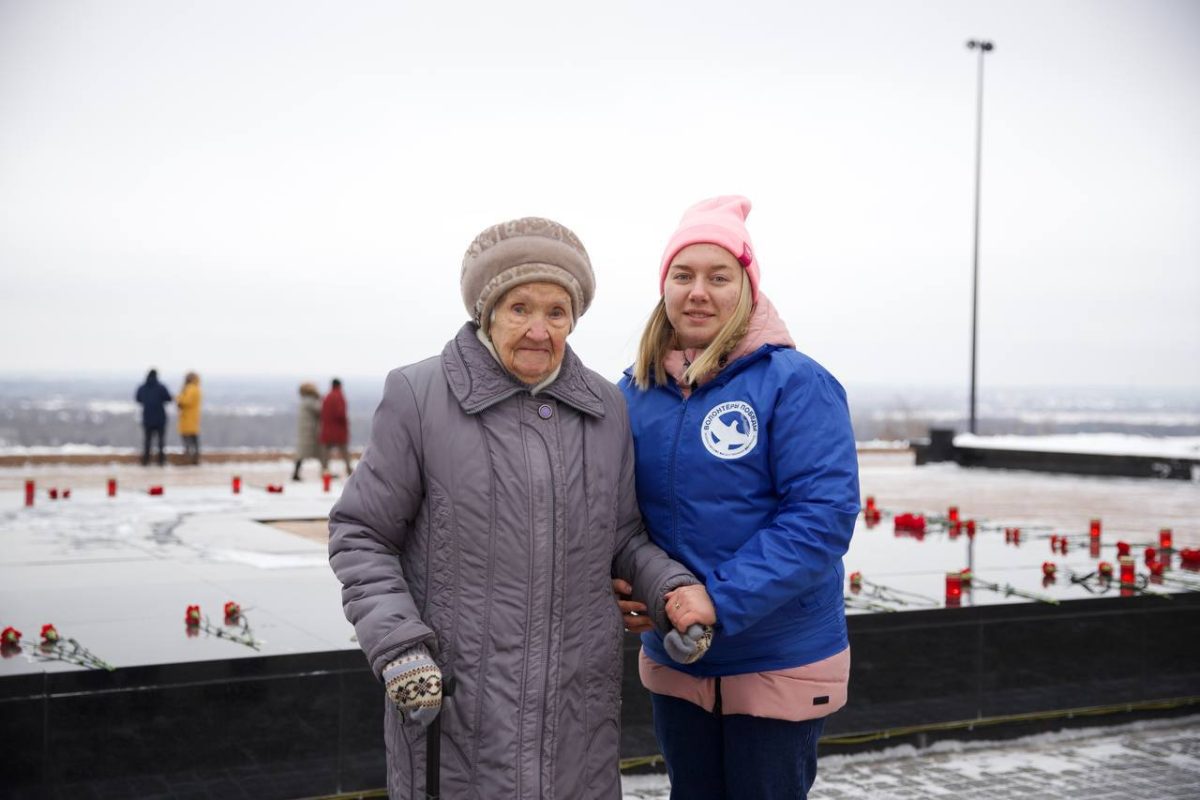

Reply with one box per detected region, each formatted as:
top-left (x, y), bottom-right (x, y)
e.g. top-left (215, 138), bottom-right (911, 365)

top-left (185, 605), bottom-right (202, 627)
top-left (40, 624), bottom-right (59, 644)
top-left (1, 626), bottom-right (20, 646)
top-left (224, 601), bottom-right (241, 621)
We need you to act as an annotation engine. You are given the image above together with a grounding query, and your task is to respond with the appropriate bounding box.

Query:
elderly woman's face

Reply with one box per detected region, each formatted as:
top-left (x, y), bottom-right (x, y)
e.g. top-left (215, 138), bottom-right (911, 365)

top-left (490, 282), bottom-right (573, 385)
top-left (663, 243), bottom-right (744, 350)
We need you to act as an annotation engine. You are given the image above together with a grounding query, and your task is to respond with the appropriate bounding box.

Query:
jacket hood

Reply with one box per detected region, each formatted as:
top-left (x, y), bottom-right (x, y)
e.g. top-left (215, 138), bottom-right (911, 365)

top-left (442, 323), bottom-right (606, 418)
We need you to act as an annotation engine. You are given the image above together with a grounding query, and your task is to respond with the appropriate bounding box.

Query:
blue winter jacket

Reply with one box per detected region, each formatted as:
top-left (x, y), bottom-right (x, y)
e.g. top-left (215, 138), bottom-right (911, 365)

top-left (619, 345), bottom-right (860, 676)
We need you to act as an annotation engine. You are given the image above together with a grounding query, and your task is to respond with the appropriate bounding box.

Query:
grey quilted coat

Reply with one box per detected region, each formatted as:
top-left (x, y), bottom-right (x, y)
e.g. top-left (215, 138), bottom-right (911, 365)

top-left (295, 395), bottom-right (322, 460)
top-left (328, 324), bottom-right (697, 799)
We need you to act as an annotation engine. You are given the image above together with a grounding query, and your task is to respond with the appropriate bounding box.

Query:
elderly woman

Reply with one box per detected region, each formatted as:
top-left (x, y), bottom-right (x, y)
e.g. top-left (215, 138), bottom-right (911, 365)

top-left (328, 217), bottom-right (712, 799)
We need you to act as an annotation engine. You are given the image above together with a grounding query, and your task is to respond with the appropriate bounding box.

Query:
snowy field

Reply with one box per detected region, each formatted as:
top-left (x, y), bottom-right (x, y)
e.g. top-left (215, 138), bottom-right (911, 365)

top-left (3, 450), bottom-right (1195, 675)
top-left (955, 432), bottom-right (1200, 459)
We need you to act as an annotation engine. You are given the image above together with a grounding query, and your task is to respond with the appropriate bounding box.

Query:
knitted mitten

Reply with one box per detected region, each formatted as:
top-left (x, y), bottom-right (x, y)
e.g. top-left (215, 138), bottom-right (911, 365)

top-left (383, 642), bottom-right (443, 727)
top-left (663, 624), bottom-right (713, 665)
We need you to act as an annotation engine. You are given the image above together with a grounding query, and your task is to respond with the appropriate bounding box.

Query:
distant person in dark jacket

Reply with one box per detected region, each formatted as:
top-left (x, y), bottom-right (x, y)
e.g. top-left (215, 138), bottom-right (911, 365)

top-left (319, 378), bottom-right (353, 476)
top-left (135, 369), bottom-right (173, 466)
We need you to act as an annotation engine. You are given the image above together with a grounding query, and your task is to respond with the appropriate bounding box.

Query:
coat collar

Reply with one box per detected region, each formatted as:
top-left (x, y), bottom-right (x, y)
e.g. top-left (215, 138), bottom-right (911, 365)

top-left (442, 323), bottom-right (606, 418)
top-left (622, 343), bottom-right (783, 399)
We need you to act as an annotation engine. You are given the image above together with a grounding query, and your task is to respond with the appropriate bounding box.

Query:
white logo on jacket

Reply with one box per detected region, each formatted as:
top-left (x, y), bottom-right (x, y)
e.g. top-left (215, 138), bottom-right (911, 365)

top-left (700, 401), bottom-right (759, 460)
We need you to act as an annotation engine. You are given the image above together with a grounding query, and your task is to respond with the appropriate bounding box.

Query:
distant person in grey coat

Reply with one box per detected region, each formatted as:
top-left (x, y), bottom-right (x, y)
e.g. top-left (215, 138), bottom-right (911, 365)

top-left (328, 217), bottom-right (714, 799)
top-left (292, 382), bottom-right (322, 481)
top-left (135, 368), bottom-right (172, 466)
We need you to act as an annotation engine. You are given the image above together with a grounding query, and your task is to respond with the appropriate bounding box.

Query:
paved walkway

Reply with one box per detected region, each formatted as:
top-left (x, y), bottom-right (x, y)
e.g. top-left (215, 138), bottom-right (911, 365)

top-left (621, 715), bottom-right (1200, 799)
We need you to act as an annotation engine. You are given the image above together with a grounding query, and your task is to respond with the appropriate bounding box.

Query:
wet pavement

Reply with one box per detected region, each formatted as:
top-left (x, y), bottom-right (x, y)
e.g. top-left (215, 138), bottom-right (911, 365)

top-left (621, 714), bottom-right (1200, 799)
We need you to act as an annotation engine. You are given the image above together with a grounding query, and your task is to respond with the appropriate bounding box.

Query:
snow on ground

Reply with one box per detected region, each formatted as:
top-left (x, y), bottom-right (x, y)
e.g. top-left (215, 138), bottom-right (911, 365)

top-left (955, 432), bottom-right (1200, 459)
top-left (3, 453), bottom-right (1198, 795)
top-left (0, 444), bottom-right (291, 456)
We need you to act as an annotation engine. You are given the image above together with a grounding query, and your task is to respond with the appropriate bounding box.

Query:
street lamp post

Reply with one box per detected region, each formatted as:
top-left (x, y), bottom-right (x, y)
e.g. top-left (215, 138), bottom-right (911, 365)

top-left (966, 38), bottom-right (994, 435)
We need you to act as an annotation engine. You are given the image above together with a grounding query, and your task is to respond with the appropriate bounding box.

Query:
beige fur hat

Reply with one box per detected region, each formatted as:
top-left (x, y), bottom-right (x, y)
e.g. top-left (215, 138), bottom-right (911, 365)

top-left (461, 217), bottom-right (595, 331)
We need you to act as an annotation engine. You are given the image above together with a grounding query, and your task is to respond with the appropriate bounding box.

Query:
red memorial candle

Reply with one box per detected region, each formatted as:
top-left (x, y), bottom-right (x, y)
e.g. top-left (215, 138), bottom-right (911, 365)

top-left (107, 478), bottom-right (117, 497)
top-left (1118, 556), bottom-right (1135, 586)
top-left (323, 473), bottom-right (332, 493)
top-left (1159, 529), bottom-right (1173, 550)
top-left (945, 572), bottom-right (963, 606)
top-left (25, 479), bottom-right (35, 507)
top-left (232, 475), bottom-right (242, 494)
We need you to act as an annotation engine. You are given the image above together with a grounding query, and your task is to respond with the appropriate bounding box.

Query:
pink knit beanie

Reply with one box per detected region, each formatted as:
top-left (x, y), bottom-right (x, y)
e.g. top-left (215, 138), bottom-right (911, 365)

top-left (659, 195), bottom-right (760, 303)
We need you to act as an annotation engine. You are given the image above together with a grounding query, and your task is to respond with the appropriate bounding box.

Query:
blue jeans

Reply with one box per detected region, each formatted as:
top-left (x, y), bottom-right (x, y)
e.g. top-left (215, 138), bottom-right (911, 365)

top-left (651, 691), bottom-right (824, 800)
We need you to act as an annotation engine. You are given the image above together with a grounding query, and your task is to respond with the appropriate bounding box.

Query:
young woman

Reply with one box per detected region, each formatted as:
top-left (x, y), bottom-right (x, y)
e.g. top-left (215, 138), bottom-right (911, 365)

top-left (618, 196), bottom-right (860, 800)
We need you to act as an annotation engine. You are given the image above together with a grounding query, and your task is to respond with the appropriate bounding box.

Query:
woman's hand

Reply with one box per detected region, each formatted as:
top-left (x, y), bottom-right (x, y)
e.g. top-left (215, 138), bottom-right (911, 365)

top-left (664, 584), bottom-right (717, 631)
top-left (612, 578), bottom-right (654, 634)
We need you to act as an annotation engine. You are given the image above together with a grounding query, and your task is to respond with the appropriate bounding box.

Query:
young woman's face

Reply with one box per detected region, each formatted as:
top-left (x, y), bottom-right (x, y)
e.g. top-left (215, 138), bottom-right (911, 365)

top-left (663, 243), bottom-right (744, 350)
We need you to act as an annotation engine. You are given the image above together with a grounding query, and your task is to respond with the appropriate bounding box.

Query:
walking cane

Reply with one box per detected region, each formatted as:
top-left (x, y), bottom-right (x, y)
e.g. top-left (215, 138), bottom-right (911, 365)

top-left (426, 676), bottom-right (455, 800)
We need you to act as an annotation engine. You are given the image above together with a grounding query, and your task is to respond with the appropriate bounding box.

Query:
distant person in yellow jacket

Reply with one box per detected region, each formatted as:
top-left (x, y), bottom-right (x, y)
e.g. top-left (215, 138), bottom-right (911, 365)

top-left (177, 372), bottom-right (202, 465)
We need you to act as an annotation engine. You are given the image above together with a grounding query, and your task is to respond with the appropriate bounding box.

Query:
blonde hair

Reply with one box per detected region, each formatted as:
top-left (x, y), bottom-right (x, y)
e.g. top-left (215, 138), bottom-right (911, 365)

top-left (632, 270), bottom-right (753, 390)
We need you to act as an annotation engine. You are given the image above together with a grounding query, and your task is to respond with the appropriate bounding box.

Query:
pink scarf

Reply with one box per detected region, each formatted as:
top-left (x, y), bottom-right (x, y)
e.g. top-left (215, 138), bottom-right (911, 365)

top-left (663, 293), bottom-right (795, 395)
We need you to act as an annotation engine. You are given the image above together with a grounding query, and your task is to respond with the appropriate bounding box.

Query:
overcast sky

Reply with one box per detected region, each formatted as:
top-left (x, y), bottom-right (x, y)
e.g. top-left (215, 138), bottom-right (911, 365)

top-left (2, 0), bottom-right (1197, 390)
